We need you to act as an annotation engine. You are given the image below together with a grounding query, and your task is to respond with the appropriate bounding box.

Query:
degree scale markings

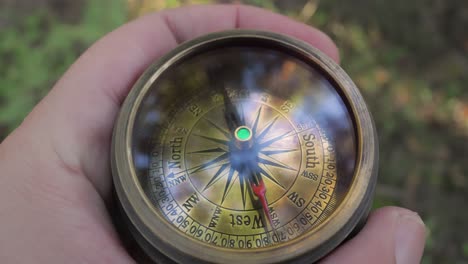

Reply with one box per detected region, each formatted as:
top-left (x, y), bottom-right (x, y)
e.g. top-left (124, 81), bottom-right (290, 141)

top-left (148, 91), bottom-right (338, 249)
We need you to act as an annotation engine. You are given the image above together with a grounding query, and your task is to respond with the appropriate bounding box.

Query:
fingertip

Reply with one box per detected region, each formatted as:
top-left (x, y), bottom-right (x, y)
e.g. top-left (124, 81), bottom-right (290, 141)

top-left (317, 31), bottom-right (340, 63)
top-left (370, 206), bottom-right (426, 236)
top-left (321, 206), bottom-right (426, 264)
top-left (392, 208), bottom-right (426, 264)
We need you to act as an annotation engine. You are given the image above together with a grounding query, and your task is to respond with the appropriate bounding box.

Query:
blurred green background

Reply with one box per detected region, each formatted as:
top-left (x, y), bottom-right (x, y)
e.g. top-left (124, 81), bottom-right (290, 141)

top-left (1, 0), bottom-right (467, 263)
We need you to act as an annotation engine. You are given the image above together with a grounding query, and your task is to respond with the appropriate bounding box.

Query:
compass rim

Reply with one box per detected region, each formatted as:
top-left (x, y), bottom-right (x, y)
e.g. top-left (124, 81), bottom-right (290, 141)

top-left (111, 29), bottom-right (378, 263)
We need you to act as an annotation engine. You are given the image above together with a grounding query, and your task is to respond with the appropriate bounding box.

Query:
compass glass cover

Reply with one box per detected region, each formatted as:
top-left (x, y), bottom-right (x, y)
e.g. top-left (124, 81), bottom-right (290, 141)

top-left (130, 46), bottom-right (357, 250)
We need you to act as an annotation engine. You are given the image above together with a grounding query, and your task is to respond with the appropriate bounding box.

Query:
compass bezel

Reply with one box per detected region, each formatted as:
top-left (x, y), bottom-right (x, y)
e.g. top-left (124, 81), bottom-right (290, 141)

top-left (111, 30), bottom-right (378, 263)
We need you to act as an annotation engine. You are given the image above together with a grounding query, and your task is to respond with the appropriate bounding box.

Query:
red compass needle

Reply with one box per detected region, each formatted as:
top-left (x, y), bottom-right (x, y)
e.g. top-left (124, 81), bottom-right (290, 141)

top-left (251, 179), bottom-right (275, 230)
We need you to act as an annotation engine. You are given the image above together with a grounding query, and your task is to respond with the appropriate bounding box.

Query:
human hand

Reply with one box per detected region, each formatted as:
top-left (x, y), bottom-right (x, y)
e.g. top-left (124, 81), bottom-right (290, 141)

top-left (0, 5), bottom-right (425, 263)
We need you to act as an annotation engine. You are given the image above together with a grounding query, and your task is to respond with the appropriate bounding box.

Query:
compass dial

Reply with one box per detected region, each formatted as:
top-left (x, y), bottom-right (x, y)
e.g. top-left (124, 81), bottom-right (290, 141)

top-left (113, 31), bottom-right (378, 263)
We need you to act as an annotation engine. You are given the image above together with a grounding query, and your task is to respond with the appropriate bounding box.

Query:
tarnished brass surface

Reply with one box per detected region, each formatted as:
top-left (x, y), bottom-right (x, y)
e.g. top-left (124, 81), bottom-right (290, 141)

top-left (112, 30), bottom-right (378, 263)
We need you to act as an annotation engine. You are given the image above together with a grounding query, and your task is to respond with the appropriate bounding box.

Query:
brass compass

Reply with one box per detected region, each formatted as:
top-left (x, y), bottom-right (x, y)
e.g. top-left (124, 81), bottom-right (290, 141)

top-left (112, 30), bottom-right (378, 263)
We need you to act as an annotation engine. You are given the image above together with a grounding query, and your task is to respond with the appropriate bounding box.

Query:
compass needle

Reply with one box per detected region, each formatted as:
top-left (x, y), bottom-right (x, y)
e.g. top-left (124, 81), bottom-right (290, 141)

top-left (113, 31), bottom-right (378, 263)
top-left (250, 176), bottom-right (276, 232)
top-left (239, 103), bottom-right (247, 126)
top-left (203, 118), bottom-right (231, 139)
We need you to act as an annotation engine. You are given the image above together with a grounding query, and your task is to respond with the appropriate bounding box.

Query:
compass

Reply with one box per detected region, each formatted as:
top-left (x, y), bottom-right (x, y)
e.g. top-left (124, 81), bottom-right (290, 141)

top-left (112, 30), bottom-right (378, 263)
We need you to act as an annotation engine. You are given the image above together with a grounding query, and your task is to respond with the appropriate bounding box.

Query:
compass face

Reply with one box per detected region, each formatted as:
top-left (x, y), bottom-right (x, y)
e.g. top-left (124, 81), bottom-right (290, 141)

top-left (129, 45), bottom-right (357, 252)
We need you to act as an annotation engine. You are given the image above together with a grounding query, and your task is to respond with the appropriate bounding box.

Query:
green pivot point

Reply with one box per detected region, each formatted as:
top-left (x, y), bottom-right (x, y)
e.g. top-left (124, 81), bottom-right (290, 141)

top-left (235, 126), bottom-right (252, 141)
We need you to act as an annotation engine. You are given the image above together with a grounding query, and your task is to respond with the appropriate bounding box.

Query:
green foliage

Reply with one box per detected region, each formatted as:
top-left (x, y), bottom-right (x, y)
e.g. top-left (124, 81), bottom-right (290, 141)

top-left (307, 3), bottom-right (468, 263)
top-left (0, 0), bottom-right (126, 136)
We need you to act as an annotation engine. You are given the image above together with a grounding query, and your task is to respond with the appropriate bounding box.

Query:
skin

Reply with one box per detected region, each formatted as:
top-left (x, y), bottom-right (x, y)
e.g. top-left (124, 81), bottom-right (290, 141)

top-left (0, 5), bottom-right (425, 264)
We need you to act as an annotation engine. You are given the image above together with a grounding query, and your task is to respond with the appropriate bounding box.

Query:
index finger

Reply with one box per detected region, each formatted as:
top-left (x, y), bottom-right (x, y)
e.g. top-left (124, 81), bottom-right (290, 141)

top-left (20, 4), bottom-right (339, 198)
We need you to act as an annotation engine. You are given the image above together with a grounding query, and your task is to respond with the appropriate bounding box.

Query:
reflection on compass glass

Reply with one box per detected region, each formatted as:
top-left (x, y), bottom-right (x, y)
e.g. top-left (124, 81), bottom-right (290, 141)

top-left (131, 46), bottom-right (357, 250)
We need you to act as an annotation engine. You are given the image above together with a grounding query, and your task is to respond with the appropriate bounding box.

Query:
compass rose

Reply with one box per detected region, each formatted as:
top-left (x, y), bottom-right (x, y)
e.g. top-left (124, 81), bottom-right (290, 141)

top-left (185, 102), bottom-right (300, 210)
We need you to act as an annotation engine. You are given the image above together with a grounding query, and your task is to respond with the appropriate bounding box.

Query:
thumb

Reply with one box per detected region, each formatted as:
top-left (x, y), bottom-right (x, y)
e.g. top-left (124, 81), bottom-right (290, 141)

top-left (321, 206), bottom-right (426, 264)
